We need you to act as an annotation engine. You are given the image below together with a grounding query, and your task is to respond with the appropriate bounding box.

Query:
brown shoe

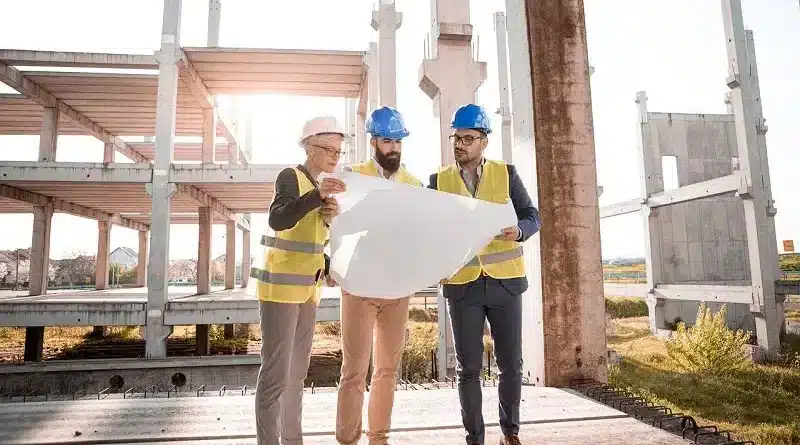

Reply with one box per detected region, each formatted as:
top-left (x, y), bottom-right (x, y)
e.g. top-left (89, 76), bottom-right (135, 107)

top-left (500, 434), bottom-right (521, 445)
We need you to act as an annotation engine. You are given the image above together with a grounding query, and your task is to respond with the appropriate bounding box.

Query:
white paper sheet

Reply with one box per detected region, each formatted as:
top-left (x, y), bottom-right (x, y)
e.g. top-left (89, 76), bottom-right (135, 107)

top-left (328, 171), bottom-right (518, 298)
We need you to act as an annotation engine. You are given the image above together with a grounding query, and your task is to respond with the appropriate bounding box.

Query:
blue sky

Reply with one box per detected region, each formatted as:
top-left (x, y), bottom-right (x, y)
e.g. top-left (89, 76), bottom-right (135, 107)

top-left (0, 0), bottom-right (797, 261)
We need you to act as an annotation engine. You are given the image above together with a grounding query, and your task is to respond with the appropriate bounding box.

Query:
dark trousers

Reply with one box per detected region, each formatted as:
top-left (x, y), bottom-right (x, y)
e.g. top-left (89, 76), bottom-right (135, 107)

top-left (445, 276), bottom-right (524, 445)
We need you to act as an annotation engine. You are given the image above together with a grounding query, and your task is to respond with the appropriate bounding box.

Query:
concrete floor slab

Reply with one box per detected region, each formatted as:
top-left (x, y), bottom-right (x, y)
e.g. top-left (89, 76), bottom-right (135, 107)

top-left (0, 386), bottom-right (691, 445)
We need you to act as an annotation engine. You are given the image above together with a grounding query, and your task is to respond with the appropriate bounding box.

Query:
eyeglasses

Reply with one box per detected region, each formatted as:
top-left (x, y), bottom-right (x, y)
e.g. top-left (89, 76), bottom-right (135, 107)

top-left (311, 144), bottom-right (345, 157)
top-left (448, 134), bottom-right (485, 146)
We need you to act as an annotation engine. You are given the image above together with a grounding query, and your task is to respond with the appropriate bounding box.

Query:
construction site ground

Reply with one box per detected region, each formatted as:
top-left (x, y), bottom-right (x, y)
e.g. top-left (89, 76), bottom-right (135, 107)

top-left (0, 385), bottom-right (695, 445)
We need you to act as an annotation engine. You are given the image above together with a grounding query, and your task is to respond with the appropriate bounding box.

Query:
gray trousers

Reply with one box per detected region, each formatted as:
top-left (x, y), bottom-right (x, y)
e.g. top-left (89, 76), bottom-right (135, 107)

top-left (444, 276), bottom-right (523, 445)
top-left (255, 299), bottom-right (317, 445)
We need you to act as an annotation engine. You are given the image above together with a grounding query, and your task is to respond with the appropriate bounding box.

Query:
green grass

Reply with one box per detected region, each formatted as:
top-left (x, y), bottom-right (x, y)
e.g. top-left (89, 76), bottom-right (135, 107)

top-left (605, 297), bottom-right (648, 319)
top-left (608, 318), bottom-right (800, 445)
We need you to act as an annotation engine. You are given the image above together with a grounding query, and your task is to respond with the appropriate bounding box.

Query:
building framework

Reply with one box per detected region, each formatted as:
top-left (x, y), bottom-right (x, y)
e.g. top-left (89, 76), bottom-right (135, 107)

top-left (598, 3), bottom-right (798, 358)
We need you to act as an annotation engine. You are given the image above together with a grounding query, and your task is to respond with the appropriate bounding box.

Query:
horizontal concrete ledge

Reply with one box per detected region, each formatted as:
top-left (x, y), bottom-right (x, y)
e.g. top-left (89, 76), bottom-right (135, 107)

top-left (0, 162), bottom-right (153, 182)
top-left (170, 164), bottom-right (292, 183)
top-left (0, 354), bottom-right (262, 374)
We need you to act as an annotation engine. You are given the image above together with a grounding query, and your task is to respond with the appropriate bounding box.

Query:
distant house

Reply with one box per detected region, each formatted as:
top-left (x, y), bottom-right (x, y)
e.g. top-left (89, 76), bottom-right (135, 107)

top-left (109, 247), bottom-right (138, 269)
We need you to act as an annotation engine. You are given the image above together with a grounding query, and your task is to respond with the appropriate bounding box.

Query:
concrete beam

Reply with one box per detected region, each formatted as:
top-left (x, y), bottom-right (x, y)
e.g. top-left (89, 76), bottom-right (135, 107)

top-left (647, 173), bottom-right (742, 207)
top-left (0, 184), bottom-right (149, 231)
top-left (0, 303), bottom-right (146, 326)
top-left (0, 49), bottom-right (157, 69)
top-left (599, 198), bottom-right (643, 219)
top-left (169, 164), bottom-right (290, 183)
top-left (174, 183), bottom-right (235, 220)
top-left (164, 298), bottom-right (340, 325)
top-left (0, 162), bottom-right (152, 183)
top-left (0, 61), bottom-right (149, 163)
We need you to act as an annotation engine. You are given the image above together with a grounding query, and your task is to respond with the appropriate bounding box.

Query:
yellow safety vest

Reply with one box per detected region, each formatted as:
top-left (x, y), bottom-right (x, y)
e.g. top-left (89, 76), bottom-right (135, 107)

top-left (436, 160), bottom-right (526, 284)
top-left (349, 159), bottom-right (423, 187)
top-left (252, 168), bottom-right (328, 304)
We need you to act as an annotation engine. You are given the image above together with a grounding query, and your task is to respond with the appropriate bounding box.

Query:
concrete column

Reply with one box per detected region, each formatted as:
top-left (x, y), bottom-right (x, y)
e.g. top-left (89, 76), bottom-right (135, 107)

top-left (197, 207), bottom-right (212, 294)
top-left (419, 0), bottom-right (487, 166)
top-left (493, 12), bottom-right (513, 164)
top-left (196, 324), bottom-right (211, 355)
top-left (225, 220), bottom-right (235, 289)
top-left (24, 327), bottom-right (44, 362)
top-left (367, 42), bottom-right (379, 112)
top-left (145, 0), bottom-right (182, 359)
top-left (95, 221), bottom-right (111, 290)
top-left (525, 0), bottom-right (606, 386)
top-left (103, 142), bottom-right (115, 164)
top-left (356, 112), bottom-right (367, 163)
top-left (721, 0), bottom-right (780, 358)
top-left (227, 142), bottom-right (239, 166)
top-left (241, 222), bottom-right (251, 288)
top-left (504, 0), bottom-right (545, 386)
top-left (202, 108), bottom-right (217, 165)
top-left (207, 0), bottom-right (221, 47)
top-left (38, 107), bottom-right (59, 162)
top-left (29, 203), bottom-right (54, 296)
top-left (635, 92), bottom-right (667, 333)
top-left (371, 0), bottom-right (402, 107)
top-left (137, 230), bottom-right (148, 287)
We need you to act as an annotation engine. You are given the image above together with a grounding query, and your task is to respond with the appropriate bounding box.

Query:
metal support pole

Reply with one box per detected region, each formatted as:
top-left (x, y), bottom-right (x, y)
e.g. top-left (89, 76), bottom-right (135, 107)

top-left (145, 0), bottom-right (182, 359)
top-left (721, 0), bottom-right (780, 358)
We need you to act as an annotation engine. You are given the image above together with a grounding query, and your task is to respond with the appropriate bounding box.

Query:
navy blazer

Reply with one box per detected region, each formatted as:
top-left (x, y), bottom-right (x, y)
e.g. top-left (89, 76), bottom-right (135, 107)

top-left (428, 163), bottom-right (541, 297)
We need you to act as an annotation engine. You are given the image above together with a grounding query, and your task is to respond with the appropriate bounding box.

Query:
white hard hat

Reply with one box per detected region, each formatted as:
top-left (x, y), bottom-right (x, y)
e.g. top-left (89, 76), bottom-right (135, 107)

top-left (299, 116), bottom-right (346, 145)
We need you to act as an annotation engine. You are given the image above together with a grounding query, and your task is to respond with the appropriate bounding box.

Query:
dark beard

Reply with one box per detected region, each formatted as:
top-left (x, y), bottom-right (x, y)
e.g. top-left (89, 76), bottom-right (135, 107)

top-left (374, 149), bottom-right (401, 173)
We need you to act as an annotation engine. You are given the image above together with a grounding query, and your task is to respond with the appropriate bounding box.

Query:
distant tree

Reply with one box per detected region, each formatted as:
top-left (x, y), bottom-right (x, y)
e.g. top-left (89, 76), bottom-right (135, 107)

top-left (6, 260), bottom-right (30, 284)
top-left (58, 250), bottom-right (96, 286)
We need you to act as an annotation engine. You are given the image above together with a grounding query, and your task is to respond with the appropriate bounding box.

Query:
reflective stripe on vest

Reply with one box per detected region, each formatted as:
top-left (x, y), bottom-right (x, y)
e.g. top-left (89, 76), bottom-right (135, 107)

top-left (254, 167), bottom-right (328, 304)
top-left (437, 160), bottom-right (526, 284)
top-left (260, 235), bottom-right (324, 254)
top-left (349, 159), bottom-right (423, 187)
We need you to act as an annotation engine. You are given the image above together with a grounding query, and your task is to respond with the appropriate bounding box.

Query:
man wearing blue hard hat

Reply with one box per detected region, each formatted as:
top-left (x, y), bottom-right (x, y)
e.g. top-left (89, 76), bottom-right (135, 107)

top-left (335, 106), bottom-right (423, 445)
top-left (428, 104), bottom-right (541, 445)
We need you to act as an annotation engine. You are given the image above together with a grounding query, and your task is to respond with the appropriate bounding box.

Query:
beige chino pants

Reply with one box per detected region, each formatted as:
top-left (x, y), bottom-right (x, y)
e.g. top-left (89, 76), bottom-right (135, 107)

top-left (335, 292), bottom-right (411, 445)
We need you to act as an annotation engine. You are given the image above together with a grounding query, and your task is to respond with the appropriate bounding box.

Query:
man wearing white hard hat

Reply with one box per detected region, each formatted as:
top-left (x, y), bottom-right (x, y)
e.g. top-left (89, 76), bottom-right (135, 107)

top-left (252, 115), bottom-right (347, 445)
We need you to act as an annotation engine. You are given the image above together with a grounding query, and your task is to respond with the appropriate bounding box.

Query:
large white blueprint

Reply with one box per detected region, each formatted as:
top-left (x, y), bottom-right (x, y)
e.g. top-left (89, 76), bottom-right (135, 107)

top-left (328, 171), bottom-right (517, 298)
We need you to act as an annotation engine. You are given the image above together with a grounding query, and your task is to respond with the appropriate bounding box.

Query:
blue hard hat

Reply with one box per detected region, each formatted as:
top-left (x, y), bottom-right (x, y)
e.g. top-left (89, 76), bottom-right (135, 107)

top-left (450, 104), bottom-right (492, 134)
top-left (365, 106), bottom-right (410, 140)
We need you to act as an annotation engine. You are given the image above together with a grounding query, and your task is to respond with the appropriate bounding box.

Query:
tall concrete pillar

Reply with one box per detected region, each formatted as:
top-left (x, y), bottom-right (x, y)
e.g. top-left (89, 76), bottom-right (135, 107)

top-left (525, 0), bottom-right (607, 386)
top-left (371, 0), bottom-right (402, 107)
top-left (137, 230), bottom-right (148, 287)
top-left (225, 220), bottom-right (235, 289)
top-left (721, 0), bottom-right (780, 358)
top-left (29, 203), bottom-right (54, 296)
top-left (202, 108), bottom-right (217, 165)
top-left (103, 142), bottom-right (115, 164)
top-left (241, 221), bottom-right (251, 288)
top-left (207, 0), bottom-right (221, 47)
top-left (419, 0), bottom-right (487, 166)
top-left (95, 221), bottom-right (111, 290)
top-left (503, 0), bottom-right (545, 385)
top-left (197, 207), bottom-right (212, 294)
top-left (421, 0), bottom-right (486, 381)
top-left (38, 107), bottom-right (59, 162)
top-left (635, 92), bottom-right (667, 334)
top-left (493, 12), bottom-right (513, 164)
top-left (145, 0), bottom-right (182, 359)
